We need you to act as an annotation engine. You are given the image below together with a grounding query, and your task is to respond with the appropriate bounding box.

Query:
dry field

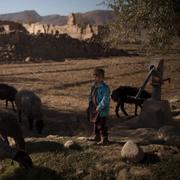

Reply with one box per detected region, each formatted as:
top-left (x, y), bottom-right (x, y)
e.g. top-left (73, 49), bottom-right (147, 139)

top-left (0, 55), bottom-right (179, 134)
top-left (0, 54), bottom-right (180, 179)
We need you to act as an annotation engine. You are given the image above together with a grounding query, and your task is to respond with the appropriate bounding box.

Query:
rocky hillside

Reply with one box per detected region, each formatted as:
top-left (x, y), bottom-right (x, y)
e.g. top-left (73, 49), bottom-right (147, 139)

top-left (0, 10), bottom-right (115, 26)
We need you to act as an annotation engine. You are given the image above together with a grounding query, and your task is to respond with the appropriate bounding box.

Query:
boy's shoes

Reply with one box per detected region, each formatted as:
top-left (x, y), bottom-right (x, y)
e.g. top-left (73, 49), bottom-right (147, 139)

top-left (96, 137), bottom-right (109, 145)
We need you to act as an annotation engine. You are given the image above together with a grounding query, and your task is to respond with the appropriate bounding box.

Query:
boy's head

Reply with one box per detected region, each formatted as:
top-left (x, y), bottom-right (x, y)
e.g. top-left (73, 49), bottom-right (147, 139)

top-left (94, 68), bottom-right (105, 82)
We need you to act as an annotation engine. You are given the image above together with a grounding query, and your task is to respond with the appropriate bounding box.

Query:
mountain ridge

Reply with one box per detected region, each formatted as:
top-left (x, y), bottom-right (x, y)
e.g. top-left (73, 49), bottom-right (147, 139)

top-left (0, 10), bottom-right (115, 26)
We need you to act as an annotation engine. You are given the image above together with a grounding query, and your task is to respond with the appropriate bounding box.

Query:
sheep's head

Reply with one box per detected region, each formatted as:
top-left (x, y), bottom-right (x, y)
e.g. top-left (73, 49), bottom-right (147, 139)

top-left (111, 89), bottom-right (119, 102)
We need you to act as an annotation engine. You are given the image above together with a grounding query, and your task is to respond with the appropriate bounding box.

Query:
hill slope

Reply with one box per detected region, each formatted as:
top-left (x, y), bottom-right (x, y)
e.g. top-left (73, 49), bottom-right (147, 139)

top-left (0, 10), bottom-right (115, 25)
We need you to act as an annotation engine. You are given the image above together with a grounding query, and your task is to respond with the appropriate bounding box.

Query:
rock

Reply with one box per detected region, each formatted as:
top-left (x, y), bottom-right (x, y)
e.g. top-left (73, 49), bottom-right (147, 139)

top-left (64, 140), bottom-right (79, 149)
top-left (121, 140), bottom-right (144, 163)
top-left (169, 98), bottom-right (180, 110)
top-left (172, 109), bottom-right (180, 117)
top-left (117, 166), bottom-right (151, 180)
top-left (117, 168), bottom-right (130, 180)
top-left (46, 135), bottom-right (64, 141)
top-left (142, 144), bottom-right (180, 155)
top-left (76, 168), bottom-right (85, 176)
top-left (77, 137), bottom-right (87, 141)
top-left (158, 125), bottom-right (180, 147)
top-left (169, 98), bottom-right (180, 104)
top-left (25, 57), bottom-right (32, 62)
top-left (113, 162), bottom-right (127, 172)
top-left (174, 114), bottom-right (180, 121)
top-left (129, 166), bottom-right (151, 176)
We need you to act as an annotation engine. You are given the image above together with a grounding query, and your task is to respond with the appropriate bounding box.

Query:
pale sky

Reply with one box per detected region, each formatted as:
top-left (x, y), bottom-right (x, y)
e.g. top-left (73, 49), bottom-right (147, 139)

top-left (0, 0), bottom-right (108, 15)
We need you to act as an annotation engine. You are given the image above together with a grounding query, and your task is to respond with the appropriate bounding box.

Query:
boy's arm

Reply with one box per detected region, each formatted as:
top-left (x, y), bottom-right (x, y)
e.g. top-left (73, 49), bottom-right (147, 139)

top-left (96, 86), bottom-right (110, 112)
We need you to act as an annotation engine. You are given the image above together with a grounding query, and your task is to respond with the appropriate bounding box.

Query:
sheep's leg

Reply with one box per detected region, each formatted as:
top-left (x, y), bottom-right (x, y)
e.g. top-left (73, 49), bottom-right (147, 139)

top-left (18, 110), bottom-right (22, 122)
top-left (28, 116), bottom-right (33, 130)
top-left (139, 103), bottom-right (143, 109)
top-left (120, 102), bottom-right (128, 116)
top-left (5, 100), bottom-right (8, 109)
top-left (135, 103), bottom-right (138, 116)
top-left (11, 101), bottom-right (16, 112)
top-left (115, 102), bottom-right (121, 118)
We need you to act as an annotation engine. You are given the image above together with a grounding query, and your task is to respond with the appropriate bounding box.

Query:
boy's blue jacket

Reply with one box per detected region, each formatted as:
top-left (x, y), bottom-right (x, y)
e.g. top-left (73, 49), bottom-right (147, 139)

top-left (89, 82), bottom-right (110, 117)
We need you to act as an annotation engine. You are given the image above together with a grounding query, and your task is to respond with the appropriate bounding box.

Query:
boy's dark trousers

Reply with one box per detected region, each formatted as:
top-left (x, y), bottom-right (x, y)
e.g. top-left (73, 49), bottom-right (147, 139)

top-left (93, 115), bottom-right (108, 140)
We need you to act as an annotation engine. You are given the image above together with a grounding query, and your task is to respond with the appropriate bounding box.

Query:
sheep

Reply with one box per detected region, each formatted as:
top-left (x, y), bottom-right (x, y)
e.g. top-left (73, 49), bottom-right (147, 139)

top-left (0, 110), bottom-right (25, 150)
top-left (15, 90), bottom-right (44, 134)
top-left (0, 138), bottom-right (33, 168)
top-left (111, 86), bottom-right (151, 117)
top-left (0, 83), bottom-right (17, 111)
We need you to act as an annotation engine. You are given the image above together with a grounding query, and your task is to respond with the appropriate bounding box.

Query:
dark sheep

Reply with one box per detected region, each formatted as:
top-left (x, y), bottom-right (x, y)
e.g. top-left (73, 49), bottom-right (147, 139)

top-left (0, 83), bottom-right (17, 111)
top-left (0, 138), bottom-right (33, 168)
top-left (111, 86), bottom-right (151, 117)
top-left (0, 110), bottom-right (25, 150)
top-left (15, 90), bottom-right (44, 134)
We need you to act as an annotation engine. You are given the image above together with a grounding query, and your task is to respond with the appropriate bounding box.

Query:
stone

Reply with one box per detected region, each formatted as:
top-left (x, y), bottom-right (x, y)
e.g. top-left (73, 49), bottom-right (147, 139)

top-left (113, 162), bottom-right (127, 172)
top-left (64, 140), bottom-right (79, 149)
top-left (25, 57), bottom-right (32, 62)
top-left (76, 168), bottom-right (84, 176)
top-left (174, 114), bottom-right (180, 121)
top-left (77, 137), bottom-right (87, 141)
top-left (158, 125), bottom-right (180, 147)
top-left (121, 140), bottom-right (144, 163)
top-left (46, 135), bottom-right (64, 141)
top-left (172, 109), bottom-right (180, 117)
top-left (117, 168), bottom-right (130, 180)
top-left (169, 98), bottom-right (180, 104)
top-left (129, 166), bottom-right (151, 176)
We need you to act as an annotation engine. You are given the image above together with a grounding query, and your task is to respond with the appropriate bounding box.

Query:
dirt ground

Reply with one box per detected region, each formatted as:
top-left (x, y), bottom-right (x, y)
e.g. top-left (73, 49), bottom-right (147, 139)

top-left (0, 54), bottom-right (179, 135)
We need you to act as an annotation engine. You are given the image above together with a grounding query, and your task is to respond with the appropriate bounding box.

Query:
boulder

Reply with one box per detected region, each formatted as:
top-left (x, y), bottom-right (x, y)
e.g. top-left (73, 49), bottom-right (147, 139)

top-left (64, 140), bottom-right (80, 149)
top-left (158, 125), bottom-right (180, 147)
top-left (121, 140), bottom-right (144, 163)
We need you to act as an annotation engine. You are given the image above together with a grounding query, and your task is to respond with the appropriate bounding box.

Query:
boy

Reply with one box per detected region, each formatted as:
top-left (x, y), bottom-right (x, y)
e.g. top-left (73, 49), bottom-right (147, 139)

top-left (87, 68), bottom-right (110, 145)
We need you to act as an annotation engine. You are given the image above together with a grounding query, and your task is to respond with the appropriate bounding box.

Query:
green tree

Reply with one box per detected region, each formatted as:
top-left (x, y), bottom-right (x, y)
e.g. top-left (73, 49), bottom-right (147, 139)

top-left (105, 0), bottom-right (179, 50)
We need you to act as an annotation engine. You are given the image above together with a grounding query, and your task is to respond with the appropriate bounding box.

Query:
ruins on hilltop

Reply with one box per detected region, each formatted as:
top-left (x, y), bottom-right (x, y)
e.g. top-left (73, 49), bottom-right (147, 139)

top-left (23, 13), bottom-right (99, 40)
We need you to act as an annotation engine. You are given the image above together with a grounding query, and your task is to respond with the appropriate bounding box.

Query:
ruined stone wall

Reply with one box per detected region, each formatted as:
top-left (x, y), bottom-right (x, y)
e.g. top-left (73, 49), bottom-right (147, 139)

top-left (0, 32), bottom-right (108, 62)
top-left (23, 13), bottom-right (98, 40)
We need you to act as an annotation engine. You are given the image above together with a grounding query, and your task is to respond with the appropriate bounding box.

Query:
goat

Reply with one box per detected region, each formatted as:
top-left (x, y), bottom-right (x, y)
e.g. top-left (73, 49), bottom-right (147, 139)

top-left (111, 86), bottom-right (151, 117)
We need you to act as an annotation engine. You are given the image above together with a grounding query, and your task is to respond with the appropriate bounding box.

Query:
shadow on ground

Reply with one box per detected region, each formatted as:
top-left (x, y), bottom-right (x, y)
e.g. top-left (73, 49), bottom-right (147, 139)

top-left (1, 166), bottom-right (62, 180)
top-left (26, 141), bottom-right (64, 154)
top-left (22, 105), bottom-right (92, 138)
